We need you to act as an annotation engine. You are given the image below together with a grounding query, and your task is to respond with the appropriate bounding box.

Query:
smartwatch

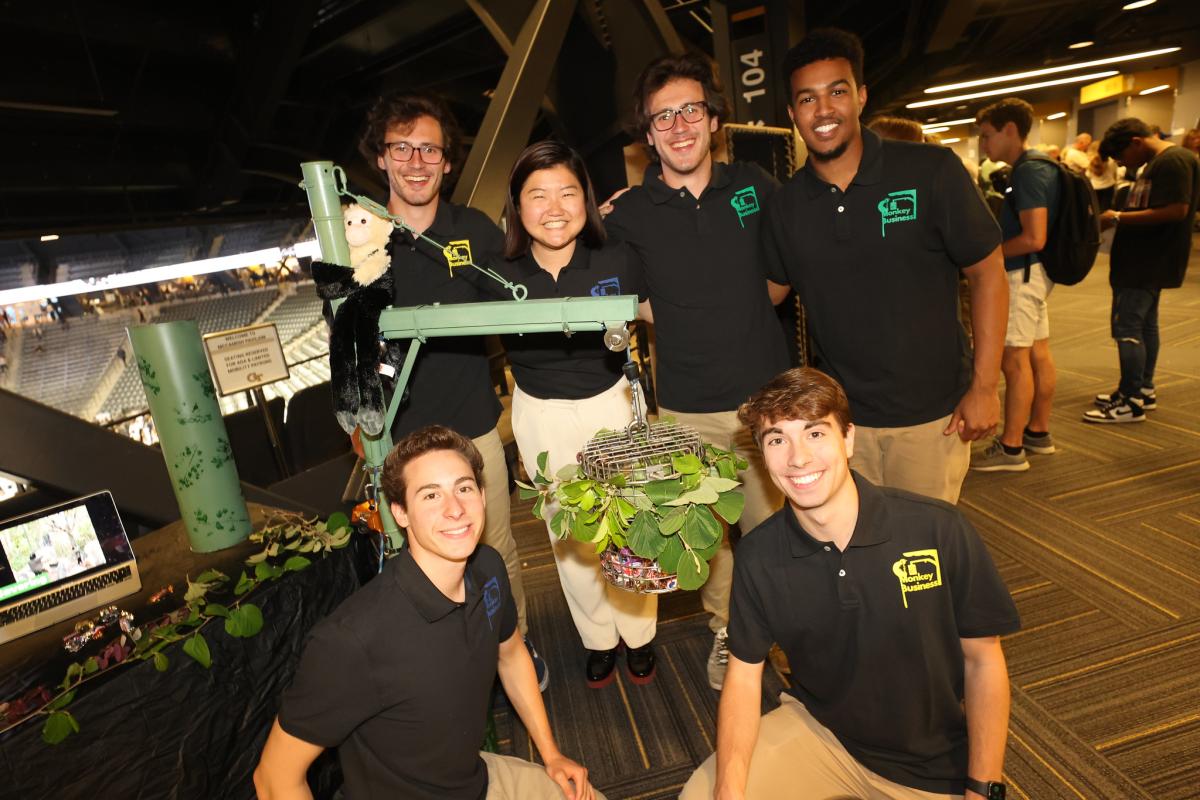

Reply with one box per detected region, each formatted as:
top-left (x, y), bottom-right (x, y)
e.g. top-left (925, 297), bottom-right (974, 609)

top-left (965, 777), bottom-right (1007, 799)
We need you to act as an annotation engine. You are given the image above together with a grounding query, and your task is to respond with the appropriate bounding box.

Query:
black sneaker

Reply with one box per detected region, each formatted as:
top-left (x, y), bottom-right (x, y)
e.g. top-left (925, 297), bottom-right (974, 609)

top-left (525, 638), bottom-right (550, 692)
top-left (1083, 393), bottom-right (1146, 424)
top-left (625, 642), bottom-right (657, 685)
top-left (1095, 388), bottom-right (1156, 410)
top-left (585, 648), bottom-right (618, 688)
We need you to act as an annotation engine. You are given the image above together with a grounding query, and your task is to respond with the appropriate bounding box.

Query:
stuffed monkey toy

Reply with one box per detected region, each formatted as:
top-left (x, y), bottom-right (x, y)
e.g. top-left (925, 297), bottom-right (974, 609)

top-left (311, 203), bottom-right (395, 436)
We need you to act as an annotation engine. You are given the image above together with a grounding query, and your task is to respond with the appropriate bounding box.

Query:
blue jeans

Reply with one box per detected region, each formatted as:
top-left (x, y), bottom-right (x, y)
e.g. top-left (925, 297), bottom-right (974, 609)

top-left (1110, 288), bottom-right (1160, 397)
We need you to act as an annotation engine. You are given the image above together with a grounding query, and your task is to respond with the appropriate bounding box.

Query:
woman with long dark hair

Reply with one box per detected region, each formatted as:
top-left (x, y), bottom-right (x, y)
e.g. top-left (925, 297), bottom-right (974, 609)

top-left (496, 140), bottom-right (658, 688)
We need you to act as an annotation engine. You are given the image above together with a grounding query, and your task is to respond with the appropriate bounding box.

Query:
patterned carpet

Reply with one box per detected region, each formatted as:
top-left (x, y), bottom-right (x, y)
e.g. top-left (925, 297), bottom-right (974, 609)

top-left (493, 240), bottom-right (1200, 800)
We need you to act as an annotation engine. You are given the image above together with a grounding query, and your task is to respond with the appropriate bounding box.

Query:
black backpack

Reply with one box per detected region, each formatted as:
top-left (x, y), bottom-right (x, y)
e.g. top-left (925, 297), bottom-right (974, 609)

top-left (1008, 151), bottom-right (1101, 285)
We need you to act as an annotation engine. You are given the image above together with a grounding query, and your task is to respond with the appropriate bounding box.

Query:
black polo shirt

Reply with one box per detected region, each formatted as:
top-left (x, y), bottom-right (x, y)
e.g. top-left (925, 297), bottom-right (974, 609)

top-left (728, 473), bottom-right (1020, 795)
top-left (763, 129), bottom-right (1001, 428)
top-left (606, 161), bottom-right (789, 413)
top-left (279, 545), bottom-right (518, 799)
top-left (483, 242), bottom-right (646, 400)
top-left (388, 201), bottom-right (504, 439)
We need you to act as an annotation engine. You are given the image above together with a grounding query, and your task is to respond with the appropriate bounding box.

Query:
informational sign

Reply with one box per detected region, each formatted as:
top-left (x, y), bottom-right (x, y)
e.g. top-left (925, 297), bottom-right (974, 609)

top-left (202, 323), bottom-right (289, 396)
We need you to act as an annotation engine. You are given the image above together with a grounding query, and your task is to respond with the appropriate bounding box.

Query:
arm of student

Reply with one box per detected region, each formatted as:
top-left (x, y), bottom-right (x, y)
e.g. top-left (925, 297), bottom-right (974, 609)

top-left (948, 247), bottom-right (1007, 441)
top-left (714, 655), bottom-right (766, 800)
top-left (496, 631), bottom-right (593, 800)
top-left (961, 636), bottom-right (1011, 800)
top-left (1000, 207), bottom-right (1047, 257)
top-left (253, 718), bottom-right (324, 800)
top-left (599, 186), bottom-right (632, 218)
top-left (1101, 202), bottom-right (1190, 229)
top-left (638, 299), bottom-right (654, 324)
top-left (767, 280), bottom-right (791, 305)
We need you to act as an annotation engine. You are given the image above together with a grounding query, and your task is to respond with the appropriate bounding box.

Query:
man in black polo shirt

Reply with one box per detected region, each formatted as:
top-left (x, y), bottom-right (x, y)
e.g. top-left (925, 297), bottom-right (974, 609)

top-left (605, 52), bottom-right (790, 691)
top-left (680, 368), bottom-right (1019, 800)
top-left (763, 28), bottom-right (1008, 505)
top-left (356, 91), bottom-right (544, 683)
top-left (255, 425), bottom-right (599, 800)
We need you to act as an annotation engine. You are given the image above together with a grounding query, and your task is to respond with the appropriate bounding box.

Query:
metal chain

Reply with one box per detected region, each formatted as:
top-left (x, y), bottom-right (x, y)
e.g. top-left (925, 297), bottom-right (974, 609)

top-left (331, 166), bottom-right (527, 301)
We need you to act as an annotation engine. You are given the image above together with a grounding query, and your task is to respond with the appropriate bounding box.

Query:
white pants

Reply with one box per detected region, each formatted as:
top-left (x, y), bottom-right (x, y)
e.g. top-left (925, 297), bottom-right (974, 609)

top-left (511, 379), bottom-right (657, 650)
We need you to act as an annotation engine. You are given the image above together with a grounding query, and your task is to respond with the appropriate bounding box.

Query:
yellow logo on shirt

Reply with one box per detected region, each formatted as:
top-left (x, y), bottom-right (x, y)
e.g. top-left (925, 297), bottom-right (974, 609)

top-left (892, 548), bottom-right (942, 609)
top-left (443, 239), bottom-right (473, 273)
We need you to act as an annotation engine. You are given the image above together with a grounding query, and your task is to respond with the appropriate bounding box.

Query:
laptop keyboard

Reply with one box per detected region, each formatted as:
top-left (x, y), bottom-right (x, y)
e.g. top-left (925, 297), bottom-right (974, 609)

top-left (0, 566), bottom-right (133, 627)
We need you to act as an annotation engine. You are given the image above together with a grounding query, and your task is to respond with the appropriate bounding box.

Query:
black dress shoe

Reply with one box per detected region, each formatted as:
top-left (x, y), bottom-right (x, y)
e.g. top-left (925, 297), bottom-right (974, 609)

top-left (586, 648), bottom-right (618, 688)
top-left (625, 642), bottom-right (657, 685)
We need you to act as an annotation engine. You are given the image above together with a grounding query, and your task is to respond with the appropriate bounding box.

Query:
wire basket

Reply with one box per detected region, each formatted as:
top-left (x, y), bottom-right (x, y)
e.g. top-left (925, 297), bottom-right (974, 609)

top-left (598, 545), bottom-right (679, 593)
top-left (580, 421), bottom-right (704, 484)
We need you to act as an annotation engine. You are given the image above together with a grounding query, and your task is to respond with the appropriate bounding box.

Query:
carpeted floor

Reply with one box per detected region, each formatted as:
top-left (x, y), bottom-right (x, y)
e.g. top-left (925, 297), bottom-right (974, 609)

top-left (492, 239), bottom-right (1200, 800)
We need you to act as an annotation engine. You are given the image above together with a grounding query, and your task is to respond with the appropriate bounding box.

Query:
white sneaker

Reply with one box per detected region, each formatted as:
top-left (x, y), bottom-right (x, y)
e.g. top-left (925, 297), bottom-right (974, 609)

top-left (707, 626), bottom-right (730, 690)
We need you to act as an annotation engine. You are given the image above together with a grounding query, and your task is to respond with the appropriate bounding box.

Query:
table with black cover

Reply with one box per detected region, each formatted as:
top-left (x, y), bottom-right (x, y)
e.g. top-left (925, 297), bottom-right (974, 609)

top-left (0, 504), bottom-right (373, 800)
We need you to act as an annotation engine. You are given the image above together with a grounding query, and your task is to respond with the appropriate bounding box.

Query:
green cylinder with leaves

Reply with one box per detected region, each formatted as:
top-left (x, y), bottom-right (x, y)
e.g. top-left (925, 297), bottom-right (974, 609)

top-left (128, 321), bottom-right (251, 552)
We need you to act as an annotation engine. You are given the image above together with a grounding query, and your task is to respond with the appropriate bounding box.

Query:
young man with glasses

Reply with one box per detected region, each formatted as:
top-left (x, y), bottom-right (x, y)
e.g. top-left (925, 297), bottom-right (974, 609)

top-left (357, 92), bottom-right (546, 687)
top-left (604, 53), bottom-right (791, 691)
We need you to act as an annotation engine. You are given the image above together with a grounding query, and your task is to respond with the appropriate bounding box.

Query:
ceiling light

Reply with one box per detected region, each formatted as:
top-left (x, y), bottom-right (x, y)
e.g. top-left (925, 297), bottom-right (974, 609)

top-left (1068, 41), bottom-right (1094, 49)
top-left (922, 117), bottom-right (976, 128)
top-left (1122, 0), bottom-right (1156, 9)
top-left (1046, 112), bottom-right (1067, 120)
top-left (39, 234), bottom-right (59, 242)
top-left (922, 126), bottom-right (950, 134)
top-left (941, 138), bottom-right (962, 144)
top-left (1138, 84), bottom-right (1170, 95)
top-left (907, 71), bottom-right (1119, 109)
top-left (924, 47), bottom-right (1179, 94)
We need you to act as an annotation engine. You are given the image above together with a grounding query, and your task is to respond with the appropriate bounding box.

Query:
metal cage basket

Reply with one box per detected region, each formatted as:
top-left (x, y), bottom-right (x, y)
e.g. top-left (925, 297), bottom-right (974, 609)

top-left (598, 546), bottom-right (679, 594)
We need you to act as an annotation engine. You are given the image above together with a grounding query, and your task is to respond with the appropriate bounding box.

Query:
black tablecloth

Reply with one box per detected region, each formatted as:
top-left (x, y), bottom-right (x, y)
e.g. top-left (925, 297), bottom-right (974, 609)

top-left (0, 506), bottom-right (371, 800)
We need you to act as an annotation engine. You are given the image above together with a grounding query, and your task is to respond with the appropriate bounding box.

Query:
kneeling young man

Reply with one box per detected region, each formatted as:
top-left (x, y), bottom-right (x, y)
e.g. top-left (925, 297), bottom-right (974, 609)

top-left (681, 369), bottom-right (1019, 800)
top-left (255, 425), bottom-right (599, 800)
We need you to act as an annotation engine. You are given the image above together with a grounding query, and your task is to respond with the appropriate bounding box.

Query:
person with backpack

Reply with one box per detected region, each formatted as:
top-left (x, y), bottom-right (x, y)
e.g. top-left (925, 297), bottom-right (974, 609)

top-left (972, 98), bottom-right (1065, 472)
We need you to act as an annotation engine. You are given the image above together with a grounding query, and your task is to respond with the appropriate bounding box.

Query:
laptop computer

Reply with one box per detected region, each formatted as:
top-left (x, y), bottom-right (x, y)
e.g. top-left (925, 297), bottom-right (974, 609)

top-left (0, 491), bottom-right (142, 645)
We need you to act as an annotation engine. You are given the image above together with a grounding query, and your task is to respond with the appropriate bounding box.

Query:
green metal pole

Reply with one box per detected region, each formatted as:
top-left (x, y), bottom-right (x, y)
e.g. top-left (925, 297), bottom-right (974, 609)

top-left (128, 322), bottom-right (251, 553)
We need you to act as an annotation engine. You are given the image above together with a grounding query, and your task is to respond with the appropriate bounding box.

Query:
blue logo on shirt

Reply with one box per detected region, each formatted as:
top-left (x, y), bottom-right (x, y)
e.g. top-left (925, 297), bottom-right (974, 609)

top-left (590, 277), bottom-right (622, 296)
top-left (482, 576), bottom-right (502, 629)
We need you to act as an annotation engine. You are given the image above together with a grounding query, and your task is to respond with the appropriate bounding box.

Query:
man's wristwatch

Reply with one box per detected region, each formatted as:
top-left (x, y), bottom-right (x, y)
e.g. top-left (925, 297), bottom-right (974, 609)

top-left (965, 777), bottom-right (1007, 799)
top-left (1113, 210), bottom-right (1122, 225)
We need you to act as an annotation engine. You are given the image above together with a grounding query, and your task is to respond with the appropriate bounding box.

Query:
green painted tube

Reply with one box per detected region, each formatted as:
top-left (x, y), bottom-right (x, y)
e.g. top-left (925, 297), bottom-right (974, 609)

top-left (300, 161), bottom-right (352, 267)
top-left (128, 321), bottom-right (251, 553)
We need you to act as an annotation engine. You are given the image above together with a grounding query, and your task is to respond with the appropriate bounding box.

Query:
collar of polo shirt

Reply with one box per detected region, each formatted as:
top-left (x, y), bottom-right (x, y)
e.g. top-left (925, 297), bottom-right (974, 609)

top-left (800, 127), bottom-right (886, 199)
top-left (394, 547), bottom-right (484, 621)
top-left (643, 160), bottom-right (734, 204)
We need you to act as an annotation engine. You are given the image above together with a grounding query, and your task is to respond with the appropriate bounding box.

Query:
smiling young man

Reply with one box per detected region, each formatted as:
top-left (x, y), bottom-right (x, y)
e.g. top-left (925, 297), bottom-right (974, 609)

top-left (255, 425), bottom-right (600, 800)
top-left (762, 28), bottom-right (1008, 505)
top-left (679, 368), bottom-right (1020, 800)
top-left (604, 52), bottom-right (790, 691)
top-left (358, 92), bottom-right (545, 683)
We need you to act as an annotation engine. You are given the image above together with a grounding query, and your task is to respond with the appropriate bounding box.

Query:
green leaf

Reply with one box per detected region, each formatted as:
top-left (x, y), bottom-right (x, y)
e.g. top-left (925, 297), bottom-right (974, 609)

top-left (671, 453), bottom-right (703, 475)
top-left (644, 478), bottom-right (684, 504)
top-left (608, 473), bottom-right (627, 489)
top-left (204, 603), bottom-right (230, 618)
top-left (325, 512), bottom-right (350, 532)
top-left (615, 497), bottom-right (637, 521)
top-left (659, 506), bottom-right (687, 534)
top-left (245, 550), bottom-right (268, 565)
top-left (675, 549), bottom-right (710, 591)
top-left (712, 490), bottom-right (745, 525)
top-left (517, 485), bottom-right (540, 501)
top-left (702, 476), bottom-right (740, 494)
top-left (537, 451), bottom-right (549, 476)
top-left (83, 657), bottom-right (99, 675)
top-left (695, 531), bottom-right (724, 562)
top-left (194, 568), bottom-right (227, 585)
top-left (627, 511), bottom-right (667, 559)
top-left (283, 555), bottom-right (312, 572)
top-left (182, 634), bottom-right (212, 669)
top-left (657, 535), bottom-right (686, 573)
top-left (663, 483), bottom-right (720, 507)
top-left (681, 505), bottom-right (721, 549)
top-left (577, 490), bottom-right (597, 512)
top-left (183, 580), bottom-right (210, 604)
top-left (549, 508), bottom-right (568, 539)
top-left (255, 561), bottom-right (283, 581)
top-left (560, 480), bottom-right (593, 501)
top-left (225, 604), bottom-right (264, 638)
top-left (153, 652), bottom-right (169, 672)
top-left (47, 689), bottom-right (76, 711)
top-left (555, 462), bottom-right (580, 481)
top-left (42, 711), bottom-right (80, 744)
top-left (682, 470), bottom-right (703, 491)
top-left (716, 458), bottom-right (737, 481)
top-left (61, 662), bottom-right (83, 689)
top-left (531, 494), bottom-right (546, 521)
top-left (234, 571), bottom-right (256, 596)
top-left (630, 492), bottom-right (655, 513)
top-left (570, 513), bottom-right (599, 544)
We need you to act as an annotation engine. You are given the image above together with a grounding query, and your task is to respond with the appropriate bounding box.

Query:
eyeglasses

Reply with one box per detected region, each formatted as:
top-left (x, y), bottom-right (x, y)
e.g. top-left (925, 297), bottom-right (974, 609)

top-left (384, 141), bottom-right (446, 164)
top-left (650, 101), bottom-right (708, 131)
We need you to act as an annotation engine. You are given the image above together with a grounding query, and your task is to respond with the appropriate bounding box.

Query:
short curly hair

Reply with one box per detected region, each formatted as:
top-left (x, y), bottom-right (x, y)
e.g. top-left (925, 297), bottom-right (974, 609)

top-left (628, 52), bottom-right (730, 160)
top-left (738, 367), bottom-right (852, 442)
top-left (358, 92), bottom-right (464, 176)
top-left (381, 425), bottom-right (484, 510)
top-left (976, 97), bottom-right (1034, 141)
top-left (780, 28), bottom-right (865, 93)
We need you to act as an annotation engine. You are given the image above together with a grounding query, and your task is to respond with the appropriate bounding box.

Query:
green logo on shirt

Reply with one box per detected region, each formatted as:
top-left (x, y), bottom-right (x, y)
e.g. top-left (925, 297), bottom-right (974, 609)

top-left (731, 186), bottom-right (760, 228)
top-left (877, 189), bottom-right (917, 237)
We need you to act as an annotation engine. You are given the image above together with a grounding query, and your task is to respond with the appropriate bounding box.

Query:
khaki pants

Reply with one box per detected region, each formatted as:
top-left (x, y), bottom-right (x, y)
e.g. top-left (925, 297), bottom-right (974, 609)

top-left (474, 427), bottom-right (527, 636)
top-left (680, 693), bottom-right (962, 800)
top-left (849, 413), bottom-right (970, 505)
top-left (658, 408), bottom-right (782, 632)
top-left (511, 380), bottom-right (657, 650)
top-left (481, 751), bottom-right (608, 799)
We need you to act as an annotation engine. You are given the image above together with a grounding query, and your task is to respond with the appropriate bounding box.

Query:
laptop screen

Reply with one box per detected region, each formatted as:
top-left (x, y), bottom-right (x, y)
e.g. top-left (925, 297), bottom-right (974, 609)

top-left (0, 492), bottom-right (134, 605)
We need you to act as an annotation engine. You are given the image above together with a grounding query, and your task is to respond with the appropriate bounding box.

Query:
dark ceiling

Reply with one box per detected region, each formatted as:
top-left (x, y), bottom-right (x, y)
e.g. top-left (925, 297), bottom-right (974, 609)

top-left (2, 0), bottom-right (1197, 244)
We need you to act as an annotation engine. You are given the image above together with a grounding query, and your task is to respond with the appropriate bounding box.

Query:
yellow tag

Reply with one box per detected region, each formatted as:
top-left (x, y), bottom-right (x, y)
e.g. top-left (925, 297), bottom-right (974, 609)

top-left (442, 239), bottom-right (473, 274)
